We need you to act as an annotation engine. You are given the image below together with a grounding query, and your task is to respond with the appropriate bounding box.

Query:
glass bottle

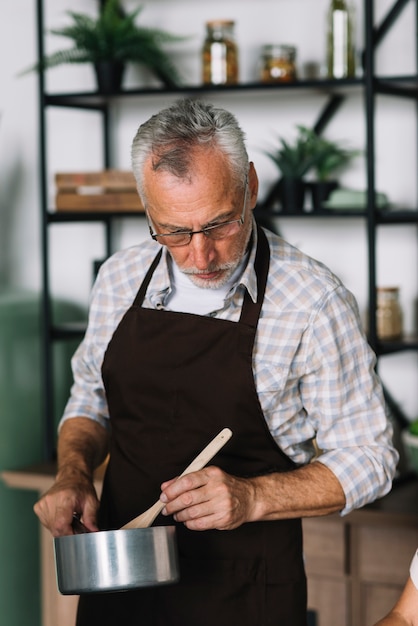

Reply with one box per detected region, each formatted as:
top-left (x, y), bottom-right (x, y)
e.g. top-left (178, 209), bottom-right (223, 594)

top-left (376, 287), bottom-right (403, 340)
top-left (202, 20), bottom-right (238, 85)
top-left (260, 45), bottom-right (297, 83)
top-left (326, 0), bottom-right (355, 79)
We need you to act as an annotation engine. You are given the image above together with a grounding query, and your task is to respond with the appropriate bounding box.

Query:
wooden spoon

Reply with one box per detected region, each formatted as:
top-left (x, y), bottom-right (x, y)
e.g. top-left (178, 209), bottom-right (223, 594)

top-left (121, 427), bottom-right (233, 529)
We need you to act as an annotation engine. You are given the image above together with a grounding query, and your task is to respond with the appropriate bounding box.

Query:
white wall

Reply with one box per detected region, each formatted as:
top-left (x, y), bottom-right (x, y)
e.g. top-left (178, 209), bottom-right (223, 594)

top-left (1, 0), bottom-right (417, 418)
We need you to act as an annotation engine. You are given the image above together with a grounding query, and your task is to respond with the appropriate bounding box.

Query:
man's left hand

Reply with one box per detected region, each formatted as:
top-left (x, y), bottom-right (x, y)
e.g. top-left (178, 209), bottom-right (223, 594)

top-left (160, 466), bottom-right (256, 531)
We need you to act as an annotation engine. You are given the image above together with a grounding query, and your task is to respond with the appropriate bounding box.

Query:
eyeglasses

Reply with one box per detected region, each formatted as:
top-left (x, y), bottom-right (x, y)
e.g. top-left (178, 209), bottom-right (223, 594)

top-left (147, 178), bottom-right (248, 248)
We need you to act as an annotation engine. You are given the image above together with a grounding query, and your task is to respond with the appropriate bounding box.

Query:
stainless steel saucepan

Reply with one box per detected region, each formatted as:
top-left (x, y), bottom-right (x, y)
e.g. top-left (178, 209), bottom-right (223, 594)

top-left (54, 428), bottom-right (233, 594)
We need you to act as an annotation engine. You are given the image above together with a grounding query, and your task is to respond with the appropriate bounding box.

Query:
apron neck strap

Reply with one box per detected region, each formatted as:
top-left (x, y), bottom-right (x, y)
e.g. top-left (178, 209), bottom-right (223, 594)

top-left (134, 248), bottom-right (163, 306)
top-left (239, 224), bottom-right (270, 327)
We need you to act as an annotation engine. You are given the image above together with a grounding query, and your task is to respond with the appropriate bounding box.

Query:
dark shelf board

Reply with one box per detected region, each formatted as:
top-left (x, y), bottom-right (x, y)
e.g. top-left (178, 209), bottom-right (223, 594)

top-left (256, 207), bottom-right (418, 222)
top-left (47, 210), bottom-right (145, 223)
top-left (46, 207), bottom-right (418, 224)
top-left (375, 74), bottom-right (418, 99)
top-left (256, 207), bottom-right (367, 218)
top-left (42, 74), bottom-right (418, 110)
top-left (51, 322), bottom-right (87, 340)
top-left (377, 335), bottom-right (418, 355)
top-left (49, 329), bottom-right (418, 351)
top-left (376, 209), bottom-right (418, 224)
top-left (43, 77), bottom-right (364, 108)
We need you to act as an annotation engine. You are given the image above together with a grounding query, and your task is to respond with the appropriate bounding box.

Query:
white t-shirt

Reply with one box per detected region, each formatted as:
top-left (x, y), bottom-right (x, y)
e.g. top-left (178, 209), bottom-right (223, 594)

top-left (166, 254), bottom-right (248, 315)
top-left (410, 550), bottom-right (418, 589)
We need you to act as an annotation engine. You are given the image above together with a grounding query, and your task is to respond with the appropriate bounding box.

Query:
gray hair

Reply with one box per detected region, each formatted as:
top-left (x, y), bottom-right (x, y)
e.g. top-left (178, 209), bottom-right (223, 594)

top-left (131, 98), bottom-right (249, 200)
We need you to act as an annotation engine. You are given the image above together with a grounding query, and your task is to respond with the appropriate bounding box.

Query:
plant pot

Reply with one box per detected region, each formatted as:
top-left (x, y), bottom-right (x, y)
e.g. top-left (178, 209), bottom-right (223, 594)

top-left (94, 61), bottom-right (125, 94)
top-left (279, 177), bottom-right (306, 213)
top-left (309, 180), bottom-right (339, 210)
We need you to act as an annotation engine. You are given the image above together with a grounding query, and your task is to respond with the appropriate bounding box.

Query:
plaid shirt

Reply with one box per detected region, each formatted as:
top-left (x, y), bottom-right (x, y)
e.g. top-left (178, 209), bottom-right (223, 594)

top-left (62, 224), bottom-right (398, 515)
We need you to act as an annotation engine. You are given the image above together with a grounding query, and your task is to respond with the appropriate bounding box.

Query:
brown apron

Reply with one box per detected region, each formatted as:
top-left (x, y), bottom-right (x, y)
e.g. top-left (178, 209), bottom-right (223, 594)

top-left (77, 226), bottom-right (307, 626)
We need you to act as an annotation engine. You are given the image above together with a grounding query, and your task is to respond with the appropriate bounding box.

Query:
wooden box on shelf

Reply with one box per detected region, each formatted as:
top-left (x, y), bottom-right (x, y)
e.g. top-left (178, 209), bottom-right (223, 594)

top-left (54, 170), bottom-right (144, 213)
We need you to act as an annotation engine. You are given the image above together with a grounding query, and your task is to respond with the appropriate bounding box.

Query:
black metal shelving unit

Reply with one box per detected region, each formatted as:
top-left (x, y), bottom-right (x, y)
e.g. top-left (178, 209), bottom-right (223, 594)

top-left (36, 0), bottom-right (418, 460)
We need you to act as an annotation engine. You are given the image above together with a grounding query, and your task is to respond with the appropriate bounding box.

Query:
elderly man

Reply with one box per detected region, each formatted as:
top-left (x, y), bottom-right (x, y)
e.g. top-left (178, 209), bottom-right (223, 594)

top-left (34, 98), bottom-right (398, 626)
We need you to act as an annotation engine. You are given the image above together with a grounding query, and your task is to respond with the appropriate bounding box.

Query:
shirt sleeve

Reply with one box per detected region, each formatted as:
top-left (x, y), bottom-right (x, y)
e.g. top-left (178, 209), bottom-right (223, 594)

top-left (59, 249), bottom-right (142, 430)
top-left (410, 550), bottom-right (418, 589)
top-left (301, 284), bottom-right (398, 515)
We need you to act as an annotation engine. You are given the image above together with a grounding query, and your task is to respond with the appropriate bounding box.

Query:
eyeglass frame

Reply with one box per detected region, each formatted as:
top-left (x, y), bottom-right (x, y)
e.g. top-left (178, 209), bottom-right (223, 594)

top-left (146, 176), bottom-right (249, 248)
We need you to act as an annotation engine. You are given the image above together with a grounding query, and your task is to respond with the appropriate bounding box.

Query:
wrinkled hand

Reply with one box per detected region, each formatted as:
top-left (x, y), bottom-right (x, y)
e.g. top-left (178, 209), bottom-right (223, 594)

top-left (33, 471), bottom-right (100, 537)
top-left (160, 466), bottom-right (257, 531)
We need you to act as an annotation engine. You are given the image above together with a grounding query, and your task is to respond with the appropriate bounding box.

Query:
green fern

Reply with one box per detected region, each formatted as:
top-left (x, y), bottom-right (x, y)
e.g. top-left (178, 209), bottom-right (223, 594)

top-left (23, 0), bottom-right (187, 87)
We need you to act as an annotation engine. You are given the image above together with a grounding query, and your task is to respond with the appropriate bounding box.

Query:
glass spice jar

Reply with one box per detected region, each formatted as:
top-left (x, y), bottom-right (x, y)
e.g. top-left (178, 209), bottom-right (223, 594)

top-left (260, 44), bottom-right (297, 83)
top-left (376, 287), bottom-right (403, 340)
top-left (202, 20), bottom-right (239, 85)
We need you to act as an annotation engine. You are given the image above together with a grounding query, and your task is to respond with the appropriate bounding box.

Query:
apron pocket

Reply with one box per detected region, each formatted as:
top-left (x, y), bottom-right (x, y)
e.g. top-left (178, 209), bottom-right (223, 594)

top-left (158, 556), bottom-right (266, 626)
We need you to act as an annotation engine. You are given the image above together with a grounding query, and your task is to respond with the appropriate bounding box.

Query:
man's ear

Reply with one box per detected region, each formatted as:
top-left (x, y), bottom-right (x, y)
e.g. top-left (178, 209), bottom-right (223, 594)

top-left (248, 162), bottom-right (259, 209)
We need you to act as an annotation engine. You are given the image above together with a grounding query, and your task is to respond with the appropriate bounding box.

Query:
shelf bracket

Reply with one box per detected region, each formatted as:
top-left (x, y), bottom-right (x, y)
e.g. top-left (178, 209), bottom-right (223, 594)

top-left (373, 0), bottom-right (412, 48)
top-left (313, 94), bottom-right (345, 135)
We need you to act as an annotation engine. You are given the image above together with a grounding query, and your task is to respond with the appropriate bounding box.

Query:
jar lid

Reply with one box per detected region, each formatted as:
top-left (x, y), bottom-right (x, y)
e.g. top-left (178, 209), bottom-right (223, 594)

top-left (262, 44), bottom-right (297, 57)
top-left (377, 286), bottom-right (399, 291)
top-left (206, 19), bottom-right (235, 27)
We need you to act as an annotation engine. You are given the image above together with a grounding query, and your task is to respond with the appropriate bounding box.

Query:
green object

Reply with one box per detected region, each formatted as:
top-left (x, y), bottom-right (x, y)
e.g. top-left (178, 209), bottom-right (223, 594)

top-left (264, 125), bottom-right (358, 182)
top-left (21, 0), bottom-right (187, 89)
top-left (322, 188), bottom-right (389, 209)
top-left (409, 420), bottom-right (418, 436)
top-left (0, 290), bottom-right (85, 626)
top-left (326, 0), bottom-right (356, 79)
top-left (0, 291), bottom-right (42, 626)
top-left (297, 126), bottom-right (360, 182)
top-left (402, 429), bottom-right (418, 474)
top-left (264, 126), bottom-right (318, 179)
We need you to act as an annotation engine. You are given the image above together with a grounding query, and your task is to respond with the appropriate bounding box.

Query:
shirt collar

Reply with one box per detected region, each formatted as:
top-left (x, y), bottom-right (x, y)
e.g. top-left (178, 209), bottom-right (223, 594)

top-left (236, 219), bottom-right (258, 304)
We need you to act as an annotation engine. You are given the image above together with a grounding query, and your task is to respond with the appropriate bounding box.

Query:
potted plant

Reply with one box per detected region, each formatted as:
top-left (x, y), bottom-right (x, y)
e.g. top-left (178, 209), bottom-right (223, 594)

top-left (263, 126), bottom-right (318, 212)
top-left (299, 126), bottom-right (360, 210)
top-left (401, 419), bottom-right (418, 476)
top-left (23, 0), bottom-right (186, 92)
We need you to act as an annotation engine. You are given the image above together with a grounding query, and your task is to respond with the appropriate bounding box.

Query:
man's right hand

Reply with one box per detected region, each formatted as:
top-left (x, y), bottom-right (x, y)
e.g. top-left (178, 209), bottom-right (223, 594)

top-left (34, 467), bottom-right (100, 536)
top-left (34, 417), bottom-right (109, 537)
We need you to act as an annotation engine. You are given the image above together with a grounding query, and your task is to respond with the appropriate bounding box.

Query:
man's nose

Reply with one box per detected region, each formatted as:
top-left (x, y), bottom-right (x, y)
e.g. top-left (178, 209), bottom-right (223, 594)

top-left (188, 233), bottom-right (216, 268)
